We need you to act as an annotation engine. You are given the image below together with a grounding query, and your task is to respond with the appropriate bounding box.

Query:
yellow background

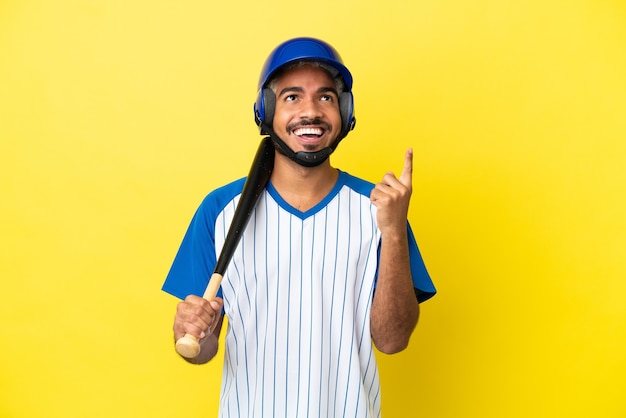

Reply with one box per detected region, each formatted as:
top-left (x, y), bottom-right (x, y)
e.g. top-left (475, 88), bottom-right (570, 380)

top-left (1, 0), bottom-right (625, 417)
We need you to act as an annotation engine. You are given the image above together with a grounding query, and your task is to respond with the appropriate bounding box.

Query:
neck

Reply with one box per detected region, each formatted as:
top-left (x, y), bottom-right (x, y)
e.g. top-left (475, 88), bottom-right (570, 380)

top-left (270, 153), bottom-right (339, 212)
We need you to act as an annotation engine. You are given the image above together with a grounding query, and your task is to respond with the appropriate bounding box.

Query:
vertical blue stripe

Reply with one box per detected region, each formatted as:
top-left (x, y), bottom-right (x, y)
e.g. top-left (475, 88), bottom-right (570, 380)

top-left (260, 192), bottom-right (272, 417)
top-left (326, 190), bottom-right (342, 416)
top-left (295, 216), bottom-right (304, 416)
top-left (307, 214), bottom-right (315, 416)
top-left (283, 213), bottom-right (292, 417)
top-left (320, 205), bottom-right (329, 418)
top-left (272, 205), bottom-right (280, 418)
top-left (333, 190), bottom-right (350, 413)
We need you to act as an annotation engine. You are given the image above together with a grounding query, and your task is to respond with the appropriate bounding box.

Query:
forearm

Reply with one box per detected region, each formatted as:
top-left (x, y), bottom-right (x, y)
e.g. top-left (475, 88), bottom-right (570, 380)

top-left (370, 232), bottom-right (419, 354)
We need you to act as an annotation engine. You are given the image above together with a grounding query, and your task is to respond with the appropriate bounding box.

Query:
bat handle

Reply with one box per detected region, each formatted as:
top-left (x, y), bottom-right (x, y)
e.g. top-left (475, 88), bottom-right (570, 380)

top-left (174, 273), bottom-right (224, 359)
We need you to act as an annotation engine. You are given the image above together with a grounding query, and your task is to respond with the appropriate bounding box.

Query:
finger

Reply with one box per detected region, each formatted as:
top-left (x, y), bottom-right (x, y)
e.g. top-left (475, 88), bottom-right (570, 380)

top-left (205, 299), bottom-right (223, 335)
top-left (185, 294), bottom-right (207, 306)
top-left (174, 317), bottom-right (207, 341)
top-left (209, 299), bottom-right (223, 313)
top-left (369, 185), bottom-right (391, 205)
top-left (177, 299), bottom-right (212, 330)
top-left (399, 148), bottom-right (413, 187)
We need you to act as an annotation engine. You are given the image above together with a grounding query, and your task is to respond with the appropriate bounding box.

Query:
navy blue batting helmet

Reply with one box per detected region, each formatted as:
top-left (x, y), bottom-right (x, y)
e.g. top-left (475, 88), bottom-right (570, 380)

top-left (253, 37), bottom-right (356, 139)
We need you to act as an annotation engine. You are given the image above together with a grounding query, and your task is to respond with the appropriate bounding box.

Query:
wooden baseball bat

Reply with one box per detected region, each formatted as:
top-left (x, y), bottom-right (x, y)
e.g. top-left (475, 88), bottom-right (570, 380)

top-left (175, 137), bottom-right (275, 358)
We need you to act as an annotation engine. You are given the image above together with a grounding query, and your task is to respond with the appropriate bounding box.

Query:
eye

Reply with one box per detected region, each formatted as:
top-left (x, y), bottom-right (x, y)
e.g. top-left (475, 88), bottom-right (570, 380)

top-left (285, 94), bottom-right (298, 102)
top-left (320, 94), bottom-right (334, 102)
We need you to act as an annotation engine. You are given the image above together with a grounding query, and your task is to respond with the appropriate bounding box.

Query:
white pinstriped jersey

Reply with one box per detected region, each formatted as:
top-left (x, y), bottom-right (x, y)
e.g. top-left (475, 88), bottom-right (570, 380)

top-left (163, 170), bottom-right (436, 418)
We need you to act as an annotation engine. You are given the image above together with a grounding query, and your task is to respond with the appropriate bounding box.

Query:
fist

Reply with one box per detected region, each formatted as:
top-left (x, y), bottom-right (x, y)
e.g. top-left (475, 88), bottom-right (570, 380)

top-left (173, 295), bottom-right (223, 341)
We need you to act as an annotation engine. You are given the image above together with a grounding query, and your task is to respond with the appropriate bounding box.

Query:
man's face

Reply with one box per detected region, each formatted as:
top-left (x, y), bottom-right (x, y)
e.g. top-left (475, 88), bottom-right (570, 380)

top-left (271, 64), bottom-right (342, 154)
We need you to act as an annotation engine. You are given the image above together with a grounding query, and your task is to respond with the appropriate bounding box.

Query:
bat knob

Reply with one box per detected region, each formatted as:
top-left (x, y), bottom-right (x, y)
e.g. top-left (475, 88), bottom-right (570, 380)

top-left (175, 334), bottom-right (201, 358)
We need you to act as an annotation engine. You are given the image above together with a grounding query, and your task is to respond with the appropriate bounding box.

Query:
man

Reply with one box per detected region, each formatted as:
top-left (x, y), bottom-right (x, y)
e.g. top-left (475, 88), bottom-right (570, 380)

top-left (162, 37), bottom-right (436, 417)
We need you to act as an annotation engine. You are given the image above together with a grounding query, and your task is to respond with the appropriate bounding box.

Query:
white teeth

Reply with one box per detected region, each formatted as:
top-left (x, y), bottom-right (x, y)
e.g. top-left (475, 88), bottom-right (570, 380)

top-left (294, 127), bottom-right (323, 136)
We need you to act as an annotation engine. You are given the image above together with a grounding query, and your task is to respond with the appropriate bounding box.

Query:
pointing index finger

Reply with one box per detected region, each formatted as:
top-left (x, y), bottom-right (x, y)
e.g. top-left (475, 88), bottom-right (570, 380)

top-left (399, 148), bottom-right (413, 187)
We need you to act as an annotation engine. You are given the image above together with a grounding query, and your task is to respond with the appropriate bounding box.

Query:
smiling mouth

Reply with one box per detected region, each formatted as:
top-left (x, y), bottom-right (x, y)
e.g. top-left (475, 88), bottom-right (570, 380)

top-left (292, 127), bottom-right (324, 137)
top-left (288, 119), bottom-right (332, 139)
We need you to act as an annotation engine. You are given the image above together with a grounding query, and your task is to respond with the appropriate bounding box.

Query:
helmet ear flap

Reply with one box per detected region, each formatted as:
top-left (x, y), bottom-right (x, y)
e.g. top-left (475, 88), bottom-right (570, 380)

top-left (255, 88), bottom-right (276, 135)
top-left (339, 91), bottom-right (356, 137)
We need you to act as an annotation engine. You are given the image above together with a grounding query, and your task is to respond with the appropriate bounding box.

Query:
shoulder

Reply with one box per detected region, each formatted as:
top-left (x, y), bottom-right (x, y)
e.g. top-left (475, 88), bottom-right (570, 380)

top-left (337, 170), bottom-right (375, 196)
top-left (196, 177), bottom-right (246, 218)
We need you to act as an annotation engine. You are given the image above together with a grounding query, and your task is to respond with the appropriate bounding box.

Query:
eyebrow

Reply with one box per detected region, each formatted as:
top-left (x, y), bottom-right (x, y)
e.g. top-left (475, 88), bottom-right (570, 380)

top-left (277, 86), bottom-right (339, 98)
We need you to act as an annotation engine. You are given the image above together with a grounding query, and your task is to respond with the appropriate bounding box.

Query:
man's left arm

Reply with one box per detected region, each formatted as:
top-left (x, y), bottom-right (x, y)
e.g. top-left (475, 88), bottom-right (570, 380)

top-left (369, 148), bottom-right (420, 354)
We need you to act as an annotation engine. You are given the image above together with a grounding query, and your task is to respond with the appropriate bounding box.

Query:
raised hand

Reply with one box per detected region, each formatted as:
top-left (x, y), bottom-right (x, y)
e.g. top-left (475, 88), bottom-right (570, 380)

top-left (370, 148), bottom-right (413, 235)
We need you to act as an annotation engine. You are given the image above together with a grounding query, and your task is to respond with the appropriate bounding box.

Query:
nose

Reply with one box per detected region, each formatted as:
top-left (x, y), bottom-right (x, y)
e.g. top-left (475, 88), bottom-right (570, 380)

top-left (297, 97), bottom-right (323, 120)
